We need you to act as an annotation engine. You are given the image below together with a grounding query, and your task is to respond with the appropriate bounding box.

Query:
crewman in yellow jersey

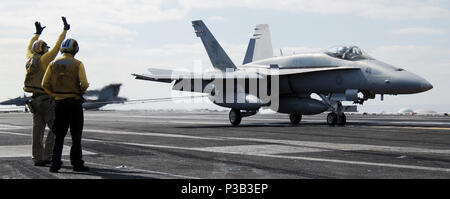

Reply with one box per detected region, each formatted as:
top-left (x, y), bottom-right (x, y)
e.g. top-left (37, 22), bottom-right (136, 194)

top-left (42, 38), bottom-right (90, 173)
top-left (24, 17), bottom-right (69, 167)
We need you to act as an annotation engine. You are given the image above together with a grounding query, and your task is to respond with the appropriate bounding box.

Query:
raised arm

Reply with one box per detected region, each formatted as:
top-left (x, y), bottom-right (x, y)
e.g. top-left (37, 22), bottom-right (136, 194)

top-left (26, 22), bottom-right (45, 59)
top-left (40, 17), bottom-right (70, 69)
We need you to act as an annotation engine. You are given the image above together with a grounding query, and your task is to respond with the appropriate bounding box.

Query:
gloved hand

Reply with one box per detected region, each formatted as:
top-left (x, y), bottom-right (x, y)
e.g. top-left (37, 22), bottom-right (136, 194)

top-left (34, 22), bottom-right (45, 34)
top-left (62, 16), bottom-right (70, 30)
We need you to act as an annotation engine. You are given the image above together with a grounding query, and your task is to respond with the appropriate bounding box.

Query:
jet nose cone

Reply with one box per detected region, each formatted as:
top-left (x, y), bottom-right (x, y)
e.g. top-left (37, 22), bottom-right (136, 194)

top-left (421, 80), bottom-right (433, 92)
top-left (393, 71), bottom-right (433, 94)
top-left (409, 75), bottom-right (433, 93)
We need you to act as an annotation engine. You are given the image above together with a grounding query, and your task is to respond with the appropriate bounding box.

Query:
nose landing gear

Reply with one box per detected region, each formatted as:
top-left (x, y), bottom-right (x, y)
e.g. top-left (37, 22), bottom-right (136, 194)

top-left (319, 94), bottom-right (348, 127)
top-left (327, 112), bottom-right (346, 126)
top-left (327, 112), bottom-right (337, 126)
top-left (337, 113), bottom-right (346, 126)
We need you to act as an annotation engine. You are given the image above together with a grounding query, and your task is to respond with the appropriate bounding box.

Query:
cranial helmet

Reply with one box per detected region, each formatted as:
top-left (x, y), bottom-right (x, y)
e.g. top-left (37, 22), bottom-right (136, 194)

top-left (60, 38), bottom-right (79, 55)
top-left (32, 40), bottom-right (48, 54)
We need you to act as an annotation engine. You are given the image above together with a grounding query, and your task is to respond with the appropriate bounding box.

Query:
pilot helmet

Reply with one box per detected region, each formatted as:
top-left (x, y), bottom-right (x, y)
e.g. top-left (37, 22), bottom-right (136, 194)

top-left (337, 46), bottom-right (348, 54)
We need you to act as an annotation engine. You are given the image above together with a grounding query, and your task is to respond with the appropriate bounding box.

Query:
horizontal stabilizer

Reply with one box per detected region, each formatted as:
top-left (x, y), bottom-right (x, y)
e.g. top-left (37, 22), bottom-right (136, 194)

top-left (132, 68), bottom-right (200, 83)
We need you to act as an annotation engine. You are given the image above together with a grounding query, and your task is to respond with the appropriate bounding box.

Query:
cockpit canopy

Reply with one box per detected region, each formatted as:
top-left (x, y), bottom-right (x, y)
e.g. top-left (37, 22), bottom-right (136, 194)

top-left (324, 45), bottom-right (373, 61)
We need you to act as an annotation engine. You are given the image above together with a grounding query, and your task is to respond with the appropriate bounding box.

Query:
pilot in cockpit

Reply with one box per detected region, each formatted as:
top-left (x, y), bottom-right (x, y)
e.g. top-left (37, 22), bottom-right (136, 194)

top-left (337, 46), bottom-right (349, 59)
top-left (324, 45), bottom-right (372, 61)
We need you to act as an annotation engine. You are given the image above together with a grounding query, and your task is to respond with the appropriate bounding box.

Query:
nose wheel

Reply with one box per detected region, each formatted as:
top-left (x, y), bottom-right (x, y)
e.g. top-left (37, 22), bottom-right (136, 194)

top-left (327, 113), bottom-right (337, 126)
top-left (289, 113), bottom-right (302, 125)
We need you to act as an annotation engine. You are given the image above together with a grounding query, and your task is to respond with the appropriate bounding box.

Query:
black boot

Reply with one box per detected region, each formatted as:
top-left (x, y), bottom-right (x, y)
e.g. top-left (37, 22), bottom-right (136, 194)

top-left (49, 164), bottom-right (61, 173)
top-left (73, 165), bottom-right (89, 172)
top-left (34, 161), bottom-right (48, 167)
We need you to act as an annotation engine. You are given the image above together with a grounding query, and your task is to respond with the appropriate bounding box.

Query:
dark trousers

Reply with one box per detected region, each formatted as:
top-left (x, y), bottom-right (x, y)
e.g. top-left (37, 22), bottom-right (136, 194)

top-left (51, 98), bottom-right (85, 167)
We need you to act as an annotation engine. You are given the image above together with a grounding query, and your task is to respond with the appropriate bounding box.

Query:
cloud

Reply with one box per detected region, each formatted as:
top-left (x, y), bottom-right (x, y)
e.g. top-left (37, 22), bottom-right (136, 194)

top-left (0, 0), bottom-right (188, 24)
top-left (207, 16), bottom-right (229, 22)
top-left (0, 0), bottom-right (188, 42)
top-left (370, 45), bottom-right (450, 66)
top-left (179, 0), bottom-right (450, 20)
top-left (122, 42), bottom-right (247, 71)
top-left (391, 27), bottom-right (446, 36)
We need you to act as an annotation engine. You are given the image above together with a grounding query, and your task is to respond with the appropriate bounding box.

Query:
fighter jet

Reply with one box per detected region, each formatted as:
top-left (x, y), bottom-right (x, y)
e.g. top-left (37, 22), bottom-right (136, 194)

top-left (133, 20), bottom-right (433, 126)
top-left (0, 94), bottom-right (29, 106)
top-left (82, 83), bottom-right (127, 110)
top-left (1, 84), bottom-right (127, 111)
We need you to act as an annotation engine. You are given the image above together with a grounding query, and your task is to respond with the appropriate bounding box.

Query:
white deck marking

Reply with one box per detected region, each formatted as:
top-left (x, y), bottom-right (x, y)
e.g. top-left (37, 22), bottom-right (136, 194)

top-left (3, 125), bottom-right (450, 155)
top-left (370, 126), bottom-right (450, 131)
top-left (83, 138), bottom-right (450, 173)
top-left (81, 161), bottom-right (199, 179)
top-left (216, 137), bottom-right (450, 155)
top-left (0, 145), bottom-right (96, 158)
top-left (84, 129), bottom-right (224, 140)
top-left (0, 124), bottom-right (28, 130)
top-left (82, 128), bottom-right (450, 155)
top-left (192, 144), bottom-right (328, 155)
top-left (0, 131), bottom-right (30, 137)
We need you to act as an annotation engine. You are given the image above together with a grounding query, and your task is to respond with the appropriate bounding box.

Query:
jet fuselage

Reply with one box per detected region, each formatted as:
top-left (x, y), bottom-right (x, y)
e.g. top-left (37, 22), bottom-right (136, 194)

top-left (243, 52), bottom-right (432, 95)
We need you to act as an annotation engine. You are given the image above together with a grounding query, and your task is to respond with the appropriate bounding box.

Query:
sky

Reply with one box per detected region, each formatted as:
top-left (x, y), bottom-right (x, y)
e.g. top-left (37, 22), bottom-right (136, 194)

top-left (1, 0), bottom-right (449, 113)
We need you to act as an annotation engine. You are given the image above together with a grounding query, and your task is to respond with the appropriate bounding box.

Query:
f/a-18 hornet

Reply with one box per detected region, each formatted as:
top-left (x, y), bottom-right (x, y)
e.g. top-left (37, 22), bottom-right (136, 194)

top-left (1, 84), bottom-right (126, 111)
top-left (133, 20), bottom-right (433, 126)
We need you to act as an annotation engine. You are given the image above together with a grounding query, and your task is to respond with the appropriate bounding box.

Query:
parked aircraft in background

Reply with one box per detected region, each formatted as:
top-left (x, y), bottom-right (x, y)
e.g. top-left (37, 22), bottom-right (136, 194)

top-left (82, 83), bottom-right (127, 110)
top-left (0, 95), bottom-right (29, 107)
top-left (0, 83), bottom-right (127, 111)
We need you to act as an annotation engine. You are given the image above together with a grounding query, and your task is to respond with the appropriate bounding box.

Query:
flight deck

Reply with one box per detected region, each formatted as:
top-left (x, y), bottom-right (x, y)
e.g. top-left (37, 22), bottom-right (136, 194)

top-left (0, 110), bottom-right (449, 179)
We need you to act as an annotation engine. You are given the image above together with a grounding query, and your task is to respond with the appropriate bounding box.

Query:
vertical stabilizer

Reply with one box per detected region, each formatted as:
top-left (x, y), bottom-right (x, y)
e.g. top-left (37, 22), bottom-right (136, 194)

top-left (192, 20), bottom-right (236, 71)
top-left (98, 84), bottom-right (122, 101)
top-left (243, 24), bottom-right (273, 64)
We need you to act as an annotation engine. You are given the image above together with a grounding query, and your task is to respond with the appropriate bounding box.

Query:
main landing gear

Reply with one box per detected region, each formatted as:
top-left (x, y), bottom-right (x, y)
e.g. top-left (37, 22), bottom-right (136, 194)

top-left (326, 100), bottom-right (347, 126)
top-left (289, 113), bottom-right (302, 125)
top-left (229, 109), bottom-right (242, 126)
top-left (318, 94), bottom-right (348, 127)
top-left (229, 109), bottom-right (258, 126)
top-left (326, 112), bottom-right (346, 126)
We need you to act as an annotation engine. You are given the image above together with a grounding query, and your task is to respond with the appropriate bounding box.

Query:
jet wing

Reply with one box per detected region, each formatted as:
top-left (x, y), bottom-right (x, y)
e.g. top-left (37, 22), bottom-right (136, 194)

top-left (244, 65), bottom-right (361, 76)
top-left (132, 68), bottom-right (196, 83)
top-left (133, 66), bottom-right (359, 83)
top-left (132, 68), bottom-right (264, 83)
top-left (132, 66), bottom-right (359, 93)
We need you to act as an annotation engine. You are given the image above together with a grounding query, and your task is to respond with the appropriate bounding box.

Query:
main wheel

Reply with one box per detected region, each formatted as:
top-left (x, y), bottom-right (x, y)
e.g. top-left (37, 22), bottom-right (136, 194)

top-left (229, 109), bottom-right (242, 126)
top-left (337, 114), bottom-right (347, 126)
top-left (289, 113), bottom-right (302, 125)
top-left (327, 113), bottom-right (338, 126)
